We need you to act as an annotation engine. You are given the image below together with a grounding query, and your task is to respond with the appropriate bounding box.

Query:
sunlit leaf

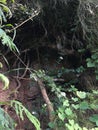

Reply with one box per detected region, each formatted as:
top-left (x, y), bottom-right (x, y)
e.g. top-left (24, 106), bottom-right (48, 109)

top-left (72, 97), bottom-right (78, 102)
top-left (72, 104), bottom-right (79, 110)
top-left (0, 0), bottom-right (6, 4)
top-left (76, 91), bottom-right (87, 99)
top-left (63, 100), bottom-right (69, 107)
top-left (0, 73), bottom-right (9, 90)
top-left (65, 108), bottom-right (72, 116)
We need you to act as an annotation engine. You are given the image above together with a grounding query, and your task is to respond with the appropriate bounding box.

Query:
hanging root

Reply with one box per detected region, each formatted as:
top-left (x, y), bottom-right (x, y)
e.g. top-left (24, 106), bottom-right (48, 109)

top-left (37, 78), bottom-right (55, 122)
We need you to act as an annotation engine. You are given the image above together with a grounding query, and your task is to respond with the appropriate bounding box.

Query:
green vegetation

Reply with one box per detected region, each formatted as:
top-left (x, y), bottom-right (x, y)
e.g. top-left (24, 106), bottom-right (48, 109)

top-left (0, 0), bottom-right (98, 130)
top-left (0, 1), bottom-right (40, 130)
top-left (31, 70), bottom-right (98, 129)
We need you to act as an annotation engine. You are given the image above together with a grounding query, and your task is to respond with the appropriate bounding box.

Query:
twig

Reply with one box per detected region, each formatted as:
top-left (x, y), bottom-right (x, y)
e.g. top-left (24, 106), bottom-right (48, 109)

top-left (10, 10), bottom-right (40, 32)
top-left (19, 60), bottom-right (30, 79)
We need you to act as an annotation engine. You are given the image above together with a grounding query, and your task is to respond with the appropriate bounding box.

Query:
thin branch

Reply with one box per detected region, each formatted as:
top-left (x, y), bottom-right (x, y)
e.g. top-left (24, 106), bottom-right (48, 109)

top-left (10, 10), bottom-right (40, 32)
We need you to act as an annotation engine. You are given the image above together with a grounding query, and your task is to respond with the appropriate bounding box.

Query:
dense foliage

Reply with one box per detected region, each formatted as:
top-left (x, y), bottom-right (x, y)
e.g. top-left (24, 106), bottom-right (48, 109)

top-left (0, 0), bottom-right (98, 130)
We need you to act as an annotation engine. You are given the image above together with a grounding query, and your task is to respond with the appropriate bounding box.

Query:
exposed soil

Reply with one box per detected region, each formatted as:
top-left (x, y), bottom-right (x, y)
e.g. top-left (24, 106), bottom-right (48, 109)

top-left (0, 47), bottom-right (96, 130)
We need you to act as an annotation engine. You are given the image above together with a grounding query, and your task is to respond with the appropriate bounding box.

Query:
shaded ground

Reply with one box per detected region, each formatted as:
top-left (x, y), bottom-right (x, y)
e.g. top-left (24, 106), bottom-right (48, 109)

top-left (0, 46), bottom-right (97, 130)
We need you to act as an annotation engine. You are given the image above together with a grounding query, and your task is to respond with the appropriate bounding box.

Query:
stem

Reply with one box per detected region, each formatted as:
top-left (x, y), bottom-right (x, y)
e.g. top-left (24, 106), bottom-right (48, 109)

top-left (37, 78), bottom-right (55, 122)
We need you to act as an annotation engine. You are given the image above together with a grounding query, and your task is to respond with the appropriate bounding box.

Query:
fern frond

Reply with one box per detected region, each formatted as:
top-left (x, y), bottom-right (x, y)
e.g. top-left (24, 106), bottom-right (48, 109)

top-left (0, 28), bottom-right (19, 53)
top-left (11, 100), bottom-right (41, 130)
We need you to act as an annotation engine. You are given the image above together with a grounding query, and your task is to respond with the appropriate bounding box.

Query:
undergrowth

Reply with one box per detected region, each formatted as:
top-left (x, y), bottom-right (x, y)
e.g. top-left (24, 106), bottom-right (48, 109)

top-left (0, 0), bottom-right (98, 130)
top-left (30, 69), bottom-right (98, 130)
top-left (0, 1), bottom-right (41, 130)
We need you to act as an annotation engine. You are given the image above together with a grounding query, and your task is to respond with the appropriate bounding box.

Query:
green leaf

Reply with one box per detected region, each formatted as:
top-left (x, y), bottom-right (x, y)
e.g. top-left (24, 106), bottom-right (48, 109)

top-left (65, 108), bottom-right (72, 116)
top-left (92, 90), bottom-right (98, 94)
top-left (48, 122), bottom-right (55, 128)
top-left (0, 3), bottom-right (12, 18)
top-left (0, 0), bottom-right (6, 4)
top-left (25, 109), bottom-right (41, 130)
top-left (90, 104), bottom-right (98, 110)
top-left (76, 91), bottom-right (87, 99)
top-left (58, 112), bottom-right (65, 121)
top-left (76, 66), bottom-right (85, 73)
top-left (0, 28), bottom-right (19, 53)
top-left (95, 59), bottom-right (98, 63)
top-left (63, 100), bottom-right (69, 107)
top-left (0, 107), bottom-right (15, 130)
top-left (89, 114), bottom-right (98, 122)
top-left (72, 104), bottom-right (79, 110)
top-left (79, 101), bottom-right (89, 110)
top-left (11, 0), bottom-right (14, 3)
top-left (11, 100), bottom-right (41, 130)
top-left (4, 24), bottom-right (16, 41)
top-left (69, 119), bottom-right (74, 125)
top-left (83, 127), bottom-right (88, 130)
top-left (0, 73), bottom-right (9, 90)
top-left (87, 61), bottom-right (95, 67)
top-left (91, 54), bottom-right (98, 60)
top-left (96, 121), bottom-right (98, 126)
top-left (72, 97), bottom-right (78, 102)
top-left (68, 85), bottom-right (77, 92)
top-left (96, 75), bottom-right (98, 80)
top-left (89, 114), bottom-right (98, 126)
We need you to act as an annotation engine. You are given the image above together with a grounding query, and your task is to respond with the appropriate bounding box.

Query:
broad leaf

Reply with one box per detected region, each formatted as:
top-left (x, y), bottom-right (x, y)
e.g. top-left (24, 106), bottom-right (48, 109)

top-left (65, 108), bottom-right (73, 116)
top-left (76, 91), bottom-right (87, 99)
top-left (79, 101), bottom-right (89, 110)
top-left (87, 61), bottom-right (95, 67)
top-left (89, 114), bottom-right (98, 126)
